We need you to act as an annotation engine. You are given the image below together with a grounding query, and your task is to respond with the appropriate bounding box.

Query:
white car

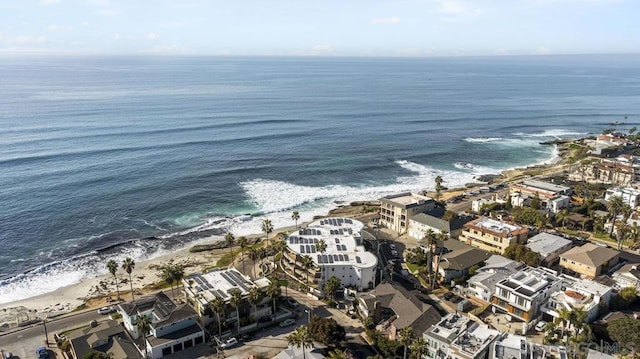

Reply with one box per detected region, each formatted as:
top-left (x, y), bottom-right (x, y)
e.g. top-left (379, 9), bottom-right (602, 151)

top-left (535, 321), bottom-right (547, 332)
top-left (279, 318), bottom-right (296, 327)
top-left (220, 337), bottom-right (239, 349)
top-left (97, 306), bottom-right (114, 315)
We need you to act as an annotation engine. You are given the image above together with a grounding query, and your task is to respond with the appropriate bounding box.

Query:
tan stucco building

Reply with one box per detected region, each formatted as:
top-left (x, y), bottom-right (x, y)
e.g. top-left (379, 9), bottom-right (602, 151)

top-left (458, 217), bottom-right (529, 255)
top-left (559, 243), bottom-right (620, 278)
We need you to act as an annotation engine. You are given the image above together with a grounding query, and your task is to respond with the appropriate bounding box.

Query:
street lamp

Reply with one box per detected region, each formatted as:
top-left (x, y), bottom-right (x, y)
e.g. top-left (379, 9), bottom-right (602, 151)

top-left (304, 309), bottom-right (311, 323)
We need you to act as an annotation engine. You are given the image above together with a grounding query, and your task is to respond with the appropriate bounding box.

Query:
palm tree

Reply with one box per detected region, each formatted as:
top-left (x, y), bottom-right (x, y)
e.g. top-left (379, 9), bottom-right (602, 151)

top-left (229, 288), bottom-right (243, 335)
top-left (172, 264), bottom-right (185, 298)
top-left (434, 175), bottom-right (444, 201)
top-left (286, 326), bottom-right (313, 359)
top-left (555, 308), bottom-right (572, 342)
top-left (607, 195), bottom-right (625, 237)
top-left (136, 314), bottom-right (152, 358)
top-left (409, 337), bottom-right (426, 359)
top-left (161, 264), bottom-right (176, 297)
top-left (249, 248), bottom-right (259, 278)
top-left (210, 296), bottom-right (225, 339)
top-left (121, 257), bottom-right (136, 301)
top-left (238, 236), bottom-right (248, 274)
top-left (106, 259), bottom-right (120, 300)
top-left (302, 255), bottom-right (314, 286)
top-left (432, 230), bottom-right (448, 289)
top-left (266, 279), bottom-right (281, 314)
top-left (248, 287), bottom-right (262, 323)
top-left (316, 239), bottom-right (327, 283)
top-left (327, 349), bottom-right (347, 359)
top-left (323, 276), bottom-right (341, 300)
top-left (399, 327), bottom-right (414, 359)
top-left (225, 232), bottom-right (236, 261)
top-left (422, 229), bottom-right (436, 288)
top-left (292, 211), bottom-right (300, 228)
top-left (262, 218), bottom-right (274, 249)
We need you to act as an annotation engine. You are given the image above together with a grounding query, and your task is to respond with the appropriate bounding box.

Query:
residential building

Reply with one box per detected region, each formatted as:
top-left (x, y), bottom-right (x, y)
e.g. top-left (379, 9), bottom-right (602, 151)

top-left (379, 192), bottom-right (436, 234)
top-left (459, 217), bottom-right (529, 255)
top-left (559, 243), bottom-right (620, 278)
top-left (69, 321), bottom-right (142, 359)
top-left (604, 187), bottom-right (640, 208)
top-left (117, 292), bottom-right (205, 359)
top-left (409, 212), bottom-right (475, 240)
top-left (541, 277), bottom-right (614, 323)
top-left (572, 156), bottom-right (638, 186)
top-left (509, 179), bottom-right (571, 213)
top-left (612, 263), bottom-right (640, 290)
top-left (491, 267), bottom-right (564, 324)
top-left (283, 217), bottom-right (377, 291)
top-left (423, 313), bottom-right (500, 359)
top-left (273, 346), bottom-right (326, 359)
top-left (472, 196), bottom-right (508, 213)
top-left (489, 333), bottom-right (530, 359)
top-left (437, 247), bottom-right (491, 283)
top-left (467, 256), bottom-right (525, 302)
top-left (357, 283), bottom-right (441, 339)
top-left (526, 233), bottom-right (573, 265)
top-left (182, 268), bottom-right (272, 327)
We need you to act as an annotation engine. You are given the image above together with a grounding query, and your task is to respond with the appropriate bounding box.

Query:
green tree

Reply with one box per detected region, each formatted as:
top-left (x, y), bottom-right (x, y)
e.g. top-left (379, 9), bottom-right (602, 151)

top-left (308, 316), bottom-right (346, 347)
top-left (323, 276), bottom-right (341, 300)
top-left (504, 244), bottom-right (540, 266)
top-left (106, 259), bottom-right (120, 300)
top-left (530, 192), bottom-right (541, 210)
top-left (137, 314), bottom-right (152, 358)
top-left (292, 211), bottom-right (300, 228)
top-left (210, 296), bottom-right (225, 339)
top-left (229, 288), bottom-right (243, 334)
top-left (248, 286), bottom-right (263, 324)
top-left (172, 264), bottom-right (184, 293)
top-left (328, 349), bottom-right (348, 359)
top-left (611, 287), bottom-right (638, 310)
top-left (607, 318), bottom-right (640, 356)
top-left (249, 248), bottom-right (259, 278)
top-left (302, 255), bottom-right (314, 286)
top-left (409, 337), bottom-right (426, 359)
top-left (161, 264), bottom-right (176, 297)
top-left (225, 232), bottom-right (236, 260)
top-left (262, 218), bottom-right (274, 248)
top-left (121, 257), bottom-right (136, 301)
top-left (238, 236), bottom-right (248, 274)
top-left (266, 279), bottom-right (281, 313)
top-left (422, 229), bottom-right (437, 288)
top-left (434, 175), bottom-right (444, 201)
top-left (286, 326), bottom-right (314, 359)
top-left (606, 195), bottom-right (626, 238)
top-left (399, 327), bottom-right (414, 359)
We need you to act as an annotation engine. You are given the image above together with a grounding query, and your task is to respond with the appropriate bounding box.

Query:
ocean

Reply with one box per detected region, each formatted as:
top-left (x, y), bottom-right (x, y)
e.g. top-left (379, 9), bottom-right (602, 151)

top-left (0, 54), bottom-right (639, 303)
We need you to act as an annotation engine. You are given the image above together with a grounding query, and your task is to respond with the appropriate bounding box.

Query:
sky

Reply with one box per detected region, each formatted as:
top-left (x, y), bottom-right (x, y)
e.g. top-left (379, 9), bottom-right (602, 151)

top-left (0, 0), bottom-right (638, 57)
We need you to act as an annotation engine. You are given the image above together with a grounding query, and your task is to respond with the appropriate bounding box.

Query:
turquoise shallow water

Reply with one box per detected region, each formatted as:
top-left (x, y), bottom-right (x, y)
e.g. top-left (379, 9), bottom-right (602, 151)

top-left (0, 54), bottom-right (639, 302)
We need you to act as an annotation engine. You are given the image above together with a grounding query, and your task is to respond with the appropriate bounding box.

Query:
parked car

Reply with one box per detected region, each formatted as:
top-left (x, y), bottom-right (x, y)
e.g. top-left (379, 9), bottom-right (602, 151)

top-left (443, 292), bottom-right (454, 300)
top-left (389, 244), bottom-right (396, 250)
top-left (535, 321), bottom-right (547, 332)
top-left (240, 333), bottom-right (254, 342)
top-left (279, 318), bottom-right (296, 327)
top-left (220, 337), bottom-right (239, 349)
top-left (391, 250), bottom-right (398, 257)
top-left (286, 297), bottom-right (299, 308)
top-left (36, 346), bottom-right (49, 359)
top-left (451, 295), bottom-right (463, 303)
top-left (97, 306), bottom-right (114, 315)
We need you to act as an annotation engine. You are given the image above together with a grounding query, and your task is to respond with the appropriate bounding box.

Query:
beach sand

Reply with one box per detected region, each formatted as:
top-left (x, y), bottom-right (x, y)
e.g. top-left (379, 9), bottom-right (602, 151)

top-left (0, 143), bottom-right (574, 319)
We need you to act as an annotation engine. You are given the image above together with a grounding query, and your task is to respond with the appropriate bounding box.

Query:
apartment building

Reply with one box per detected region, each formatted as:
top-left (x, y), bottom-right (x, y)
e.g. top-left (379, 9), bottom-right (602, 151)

top-left (379, 192), bottom-right (435, 234)
top-left (183, 268), bottom-right (272, 326)
top-left (526, 233), bottom-right (573, 265)
top-left (541, 277), bottom-right (613, 323)
top-left (612, 263), bottom-right (640, 291)
top-left (604, 187), bottom-right (640, 208)
top-left (423, 313), bottom-right (500, 359)
top-left (559, 243), bottom-right (620, 278)
top-left (458, 217), bottom-right (529, 255)
top-left (491, 267), bottom-right (564, 324)
top-left (467, 255), bottom-right (525, 302)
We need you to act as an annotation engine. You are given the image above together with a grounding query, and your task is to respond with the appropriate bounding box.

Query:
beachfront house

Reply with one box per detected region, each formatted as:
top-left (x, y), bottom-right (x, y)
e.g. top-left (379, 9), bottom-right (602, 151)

top-left (458, 217), bottom-right (529, 255)
top-left (571, 156), bottom-right (639, 186)
top-left (182, 267), bottom-right (272, 327)
top-left (509, 179), bottom-right (571, 213)
top-left (525, 233), bottom-right (573, 265)
top-left (68, 320), bottom-right (142, 359)
top-left (408, 212), bottom-right (474, 240)
top-left (559, 243), bottom-right (620, 278)
top-left (117, 291), bottom-right (205, 359)
top-left (379, 192), bottom-right (436, 235)
top-left (491, 266), bottom-right (564, 327)
top-left (282, 217), bottom-right (377, 292)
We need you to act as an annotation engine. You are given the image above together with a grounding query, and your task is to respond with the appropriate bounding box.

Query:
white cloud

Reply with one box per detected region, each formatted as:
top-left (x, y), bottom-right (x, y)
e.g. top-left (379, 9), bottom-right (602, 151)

top-left (0, 32), bottom-right (46, 44)
top-left (147, 32), bottom-right (159, 40)
top-left (435, 0), bottom-right (484, 21)
top-left (40, 0), bottom-right (61, 5)
top-left (371, 16), bottom-right (401, 25)
top-left (310, 44), bottom-right (334, 56)
top-left (48, 25), bottom-right (74, 31)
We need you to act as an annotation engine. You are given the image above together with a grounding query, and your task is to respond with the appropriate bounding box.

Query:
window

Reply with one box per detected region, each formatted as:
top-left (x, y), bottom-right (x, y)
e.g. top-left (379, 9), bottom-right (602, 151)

top-left (162, 347), bottom-right (172, 356)
top-left (184, 339), bottom-right (193, 348)
top-left (173, 343), bottom-right (183, 352)
top-left (194, 336), bottom-right (204, 345)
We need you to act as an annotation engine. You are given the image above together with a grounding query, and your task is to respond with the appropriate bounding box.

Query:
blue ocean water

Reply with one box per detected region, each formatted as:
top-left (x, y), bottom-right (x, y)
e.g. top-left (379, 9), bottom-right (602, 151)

top-left (1, 55), bottom-right (639, 302)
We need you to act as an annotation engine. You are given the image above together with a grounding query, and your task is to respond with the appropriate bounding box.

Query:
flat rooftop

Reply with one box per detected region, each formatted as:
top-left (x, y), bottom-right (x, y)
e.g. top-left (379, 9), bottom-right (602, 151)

top-left (521, 179), bottom-right (571, 193)
top-left (451, 323), bottom-right (500, 356)
top-left (526, 233), bottom-right (572, 256)
top-left (425, 313), bottom-right (472, 344)
top-left (466, 217), bottom-right (526, 237)
top-left (380, 192), bottom-right (433, 208)
top-left (287, 217), bottom-right (377, 269)
top-left (497, 267), bottom-right (561, 298)
top-left (185, 268), bottom-right (266, 304)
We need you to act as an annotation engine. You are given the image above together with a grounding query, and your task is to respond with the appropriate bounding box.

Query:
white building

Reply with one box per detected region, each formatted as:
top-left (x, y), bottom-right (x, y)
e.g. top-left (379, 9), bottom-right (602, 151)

top-left (379, 192), bottom-right (435, 234)
top-left (489, 333), bottom-right (530, 359)
top-left (467, 256), bottom-right (525, 302)
top-left (117, 292), bottom-right (205, 359)
top-left (472, 196), bottom-right (507, 213)
top-left (605, 187), bottom-right (640, 208)
top-left (509, 179), bottom-right (571, 213)
top-left (492, 267), bottom-right (565, 326)
top-left (541, 277), bottom-right (614, 323)
top-left (284, 218), bottom-right (377, 291)
top-left (183, 268), bottom-right (272, 326)
top-left (423, 313), bottom-right (500, 359)
top-left (526, 233), bottom-right (573, 265)
top-left (612, 263), bottom-right (640, 290)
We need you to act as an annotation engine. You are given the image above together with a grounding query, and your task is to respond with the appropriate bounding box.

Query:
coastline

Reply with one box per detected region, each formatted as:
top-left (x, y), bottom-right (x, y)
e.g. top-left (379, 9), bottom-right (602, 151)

top-left (0, 141), bottom-right (575, 319)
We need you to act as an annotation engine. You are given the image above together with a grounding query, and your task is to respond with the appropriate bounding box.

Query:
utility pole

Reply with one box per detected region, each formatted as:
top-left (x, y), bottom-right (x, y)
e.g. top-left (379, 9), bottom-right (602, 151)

top-left (43, 316), bottom-right (49, 346)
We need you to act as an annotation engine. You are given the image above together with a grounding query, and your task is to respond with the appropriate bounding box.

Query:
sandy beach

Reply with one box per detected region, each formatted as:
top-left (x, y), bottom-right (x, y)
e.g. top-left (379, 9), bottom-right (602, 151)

top-left (0, 142), bottom-right (574, 321)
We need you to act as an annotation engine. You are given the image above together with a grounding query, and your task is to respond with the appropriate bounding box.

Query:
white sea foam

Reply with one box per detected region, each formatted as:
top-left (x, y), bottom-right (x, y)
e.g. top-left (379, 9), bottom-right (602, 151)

top-left (463, 137), bottom-right (504, 143)
top-left (525, 129), bottom-right (587, 138)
